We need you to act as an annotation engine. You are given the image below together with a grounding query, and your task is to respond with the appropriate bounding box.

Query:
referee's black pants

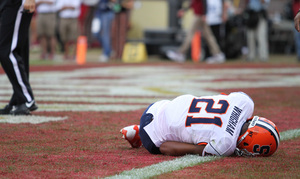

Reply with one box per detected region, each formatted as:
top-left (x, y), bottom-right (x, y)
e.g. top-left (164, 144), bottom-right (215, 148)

top-left (0, 0), bottom-right (35, 106)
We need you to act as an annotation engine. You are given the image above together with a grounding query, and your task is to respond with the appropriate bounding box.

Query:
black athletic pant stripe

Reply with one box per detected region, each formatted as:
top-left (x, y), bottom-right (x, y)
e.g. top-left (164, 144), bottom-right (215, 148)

top-left (0, 0), bottom-right (35, 106)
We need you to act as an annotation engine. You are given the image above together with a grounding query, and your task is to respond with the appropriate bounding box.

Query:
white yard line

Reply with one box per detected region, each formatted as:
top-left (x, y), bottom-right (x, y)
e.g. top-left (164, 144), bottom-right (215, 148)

top-left (0, 115), bottom-right (68, 124)
top-left (106, 128), bottom-right (300, 179)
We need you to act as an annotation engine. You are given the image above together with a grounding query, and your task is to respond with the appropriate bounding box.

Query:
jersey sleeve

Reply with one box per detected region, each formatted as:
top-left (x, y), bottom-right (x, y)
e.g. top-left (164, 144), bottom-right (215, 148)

top-left (202, 136), bottom-right (235, 156)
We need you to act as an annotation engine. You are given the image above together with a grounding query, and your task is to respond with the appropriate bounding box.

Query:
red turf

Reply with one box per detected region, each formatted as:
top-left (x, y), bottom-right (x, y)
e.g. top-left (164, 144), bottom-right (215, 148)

top-left (0, 62), bottom-right (299, 178)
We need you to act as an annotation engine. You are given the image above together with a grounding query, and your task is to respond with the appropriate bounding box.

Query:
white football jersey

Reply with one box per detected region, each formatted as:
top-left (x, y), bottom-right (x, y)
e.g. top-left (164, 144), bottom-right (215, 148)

top-left (144, 92), bottom-right (254, 156)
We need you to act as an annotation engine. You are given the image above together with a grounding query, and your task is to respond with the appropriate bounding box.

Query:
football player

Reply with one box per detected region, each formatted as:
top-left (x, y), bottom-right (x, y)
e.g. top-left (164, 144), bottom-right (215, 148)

top-left (120, 92), bottom-right (280, 157)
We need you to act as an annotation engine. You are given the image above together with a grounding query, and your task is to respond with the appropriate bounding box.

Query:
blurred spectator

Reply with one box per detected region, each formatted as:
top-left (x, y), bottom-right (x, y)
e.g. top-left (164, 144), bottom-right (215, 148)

top-left (80, 0), bottom-right (99, 45)
top-left (293, 0), bottom-right (300, 61)
top-left (220, 1), bottom-right (246, 59)
top-left (295, 6), bottom-right (300, 32)
top-left (243, 0), bottom-right (270, 61)
top-left (111, 0), bottom-right (134, 60)
top-left (166, 0), bottom-right (225, 64)
top-left (92, 0), bottom-right (116, 62)
top-left (30, 13), bottom-right (39, 50)
top-left (56, 0), bottom-right (81, 60)
top-left (205, 0), bottom-right (228, 59)
top-left (36, 0), bottom-right (57, 60)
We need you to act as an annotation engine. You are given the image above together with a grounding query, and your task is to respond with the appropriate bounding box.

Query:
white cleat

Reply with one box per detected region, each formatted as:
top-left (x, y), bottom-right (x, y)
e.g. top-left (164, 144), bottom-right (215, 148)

top-left (120, 125), bottom-right (142, 148)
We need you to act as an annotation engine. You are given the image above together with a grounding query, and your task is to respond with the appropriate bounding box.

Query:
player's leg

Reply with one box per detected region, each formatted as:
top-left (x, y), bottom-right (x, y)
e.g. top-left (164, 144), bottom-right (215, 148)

top-left (138, 103), bottom-right (161, 154)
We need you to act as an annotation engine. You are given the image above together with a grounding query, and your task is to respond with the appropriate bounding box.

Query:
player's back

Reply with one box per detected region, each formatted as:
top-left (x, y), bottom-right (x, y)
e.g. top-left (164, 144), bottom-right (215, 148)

top-left (162, 92), bottom-right (254, 154)
top-left (144, 92), bottom-right (254, 156)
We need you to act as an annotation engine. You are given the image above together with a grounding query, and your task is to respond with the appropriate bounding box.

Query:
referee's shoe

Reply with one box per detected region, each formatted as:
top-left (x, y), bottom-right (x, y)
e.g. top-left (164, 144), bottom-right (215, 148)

top-left (0, 101), bottom-right (38, 115)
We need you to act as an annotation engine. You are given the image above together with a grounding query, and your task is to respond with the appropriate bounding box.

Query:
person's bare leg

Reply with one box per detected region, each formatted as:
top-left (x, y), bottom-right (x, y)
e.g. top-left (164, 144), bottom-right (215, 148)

top-left (40, 36), bottom-right (48, 60)
top-left (49, 36), bottom-right (56, 60)
top-left (64, 42), bottom-right (69, 60)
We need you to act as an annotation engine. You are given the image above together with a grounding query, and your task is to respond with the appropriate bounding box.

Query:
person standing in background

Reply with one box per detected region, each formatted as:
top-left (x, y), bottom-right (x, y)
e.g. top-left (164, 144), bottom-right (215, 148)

top-left (36, 0), bottom-right (57, 60)
top-left (79, 0), bottom-right (99, 45)
top-left (0, 0), bottom-right (38, 115)
top-left (205, 0), bottom-right (228, 60)
top-left (30, 12), bottom-right (39, 50)
top-left (293, 0), bottom-right (300, 62)
top-left (92, 0), bottom-right (116, 62)
top-left (166, 0), bottom-right (225, 63)
top-left (111, 0), bottom-right (134, 60)
top-left (294, 4), bottom-right (300, 32)
top-left (244, 0), bottom-right (270, 61)
top-left (56, 0), bottom-right (82, 60)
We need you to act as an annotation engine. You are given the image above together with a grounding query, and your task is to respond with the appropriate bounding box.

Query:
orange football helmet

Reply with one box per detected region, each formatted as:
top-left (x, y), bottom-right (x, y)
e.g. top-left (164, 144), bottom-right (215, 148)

top-left (236, 116), bottom-right (280, 157)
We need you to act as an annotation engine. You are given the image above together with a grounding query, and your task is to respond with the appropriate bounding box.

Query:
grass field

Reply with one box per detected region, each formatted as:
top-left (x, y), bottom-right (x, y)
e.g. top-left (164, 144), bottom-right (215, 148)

top-left (0, 50), bottom-right (299, 178)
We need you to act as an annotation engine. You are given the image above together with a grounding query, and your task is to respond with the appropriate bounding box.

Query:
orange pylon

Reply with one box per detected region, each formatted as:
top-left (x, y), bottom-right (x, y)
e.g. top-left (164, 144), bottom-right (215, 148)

top-left (76, 36), bottom-right (87, 65)
top-left (191, 31), bottom-right (201, 62)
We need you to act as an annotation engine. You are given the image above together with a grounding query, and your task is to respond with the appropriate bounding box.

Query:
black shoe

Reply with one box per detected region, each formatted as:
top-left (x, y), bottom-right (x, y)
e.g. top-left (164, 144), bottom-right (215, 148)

top-left (25, 100), bottom-right (38, 111)
top-left (10, 104), bottom-right (31, 115)
top-left (0, 104), bottom-right (13, 114)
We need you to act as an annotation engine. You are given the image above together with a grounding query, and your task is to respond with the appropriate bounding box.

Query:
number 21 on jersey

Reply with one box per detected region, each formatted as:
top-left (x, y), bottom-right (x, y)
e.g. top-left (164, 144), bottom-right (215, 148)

top-left (185, 98), bottom-right (229, 127)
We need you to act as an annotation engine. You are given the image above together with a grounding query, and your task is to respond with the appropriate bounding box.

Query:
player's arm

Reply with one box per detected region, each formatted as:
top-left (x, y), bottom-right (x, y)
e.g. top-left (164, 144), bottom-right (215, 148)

top-left (159, 141), bottom-right (205, 156)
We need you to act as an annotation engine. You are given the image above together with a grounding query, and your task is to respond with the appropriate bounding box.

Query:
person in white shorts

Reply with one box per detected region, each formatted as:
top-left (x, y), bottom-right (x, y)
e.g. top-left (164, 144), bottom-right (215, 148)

top-left (121, 92), bottom-right (280, 157)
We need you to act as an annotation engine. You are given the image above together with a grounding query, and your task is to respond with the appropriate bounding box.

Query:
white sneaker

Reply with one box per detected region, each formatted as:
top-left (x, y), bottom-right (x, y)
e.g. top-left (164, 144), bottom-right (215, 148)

top-left (99, 54), bottom-right (109, 63)
top-left (120, 125), bottom-right (142, 148)
top-left (206, 53), bottom-right (225, 64)
top-left (166, 50), bottom-right (186, 63)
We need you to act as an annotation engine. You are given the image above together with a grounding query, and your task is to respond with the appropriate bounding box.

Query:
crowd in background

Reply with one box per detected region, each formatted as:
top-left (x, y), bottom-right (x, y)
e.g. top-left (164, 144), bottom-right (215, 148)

top-left (32, 0), bottom-right (133, 62)
top-left (292, 0), bottom-right (300, 61)
top-left (30, 0), bottom-right (298, 63)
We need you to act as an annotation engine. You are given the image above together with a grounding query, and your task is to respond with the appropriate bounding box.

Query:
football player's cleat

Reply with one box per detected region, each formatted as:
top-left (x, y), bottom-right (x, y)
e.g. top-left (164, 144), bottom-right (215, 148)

top-left (237, 116), bottom-right (280, 157)
top-left (120, 125), bottom-right (142, 148)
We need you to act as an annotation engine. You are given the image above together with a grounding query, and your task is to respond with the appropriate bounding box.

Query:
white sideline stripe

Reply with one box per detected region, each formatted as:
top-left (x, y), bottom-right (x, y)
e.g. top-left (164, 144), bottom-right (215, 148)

top-left (280, 128), bottom-right (300, 141)
top-left (37, 104), bottom-right (146, 112)
top-left (106, 128), bottom-right (300, 179)
top-left (106, 155), bottom-right (218, 179)
top-left (0, 115), bottom-right (68, 124)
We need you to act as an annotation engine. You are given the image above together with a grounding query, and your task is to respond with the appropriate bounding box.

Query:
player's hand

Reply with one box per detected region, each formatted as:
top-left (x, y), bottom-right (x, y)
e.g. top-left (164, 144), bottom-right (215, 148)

top-left (294, 11), bottom-right (300, 32)
top-left (24, 0), bottom-right (36, 13)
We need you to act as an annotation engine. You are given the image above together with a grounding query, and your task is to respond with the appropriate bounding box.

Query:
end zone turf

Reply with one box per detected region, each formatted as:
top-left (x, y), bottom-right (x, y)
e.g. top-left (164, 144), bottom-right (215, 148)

top-left (0, 62), bottom-right (299, 178)
top-left (106, 129), bottom-right (300, 179)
